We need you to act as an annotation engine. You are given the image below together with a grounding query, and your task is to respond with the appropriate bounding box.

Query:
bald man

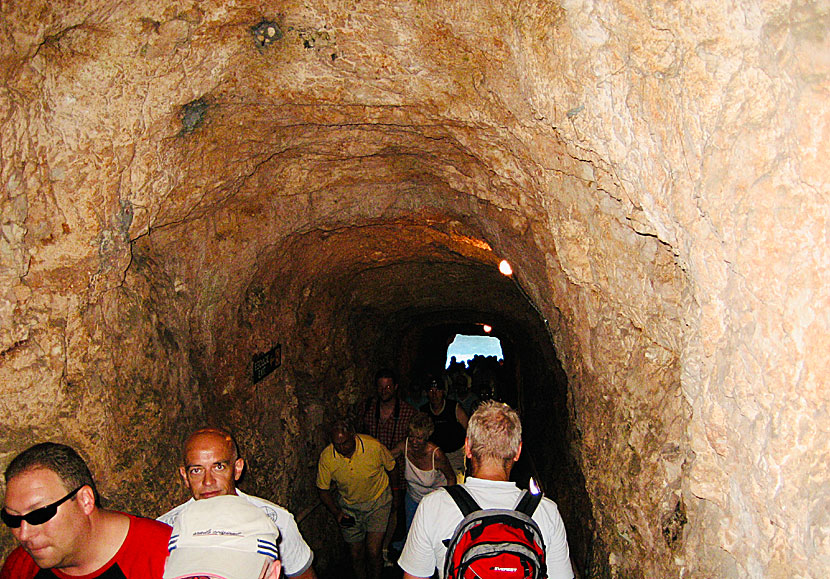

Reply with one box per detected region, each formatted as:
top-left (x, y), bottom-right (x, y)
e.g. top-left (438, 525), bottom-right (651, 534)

top-left (158, 427), bottom-right (317, 579)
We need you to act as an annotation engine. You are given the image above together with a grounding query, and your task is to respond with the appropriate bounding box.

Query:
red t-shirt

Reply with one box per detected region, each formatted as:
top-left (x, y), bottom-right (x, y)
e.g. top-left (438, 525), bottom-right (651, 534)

top-left (0, 514), bottom-right (171, 579)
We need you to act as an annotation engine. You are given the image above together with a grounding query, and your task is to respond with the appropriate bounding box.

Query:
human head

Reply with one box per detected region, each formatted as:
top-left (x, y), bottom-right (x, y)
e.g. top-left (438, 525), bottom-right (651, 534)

top-left (329, 420), bottom-right (357, 458)
top-left (2, 443), bottom-right (100, 569)
top-left (407, 412), bottom-right (435, 453)
top-left (408, 412), bottom-right (435, 440)
top-left (163, 494), bottom-right (281, 579)
top-left (374, 368), bottom-right (398, 402)
top-left (453, 371), bottom-right (471, 396)
top-left (179, 427), bottom-right (244, 500)
top-left (4, 442), bottom-right (99, 507)
top-left (466, 401), bottom-right (522, 469)
top-left (426, 376), bottom-right (446, 406)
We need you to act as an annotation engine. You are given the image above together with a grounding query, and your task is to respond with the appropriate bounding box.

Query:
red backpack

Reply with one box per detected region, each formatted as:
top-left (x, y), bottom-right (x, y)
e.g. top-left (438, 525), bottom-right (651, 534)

top-left (442, 485), bottom-right (547, 579)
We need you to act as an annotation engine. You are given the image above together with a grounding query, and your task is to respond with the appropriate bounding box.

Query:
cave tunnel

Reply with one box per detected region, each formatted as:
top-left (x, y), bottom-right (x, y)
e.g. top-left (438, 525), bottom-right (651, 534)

top-left (0, 1), bottom-right (826, 578)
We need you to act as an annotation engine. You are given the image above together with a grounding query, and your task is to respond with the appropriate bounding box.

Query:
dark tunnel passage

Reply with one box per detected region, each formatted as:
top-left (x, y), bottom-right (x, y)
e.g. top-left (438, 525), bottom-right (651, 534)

top-left (340, 280), bottom-right (598, 576)
top-left (125, 219), bottom-right (600, 576)
top-left (287, 259), bottom-right (598, 578)
top-left (381, 317), bottom-right (597, 577)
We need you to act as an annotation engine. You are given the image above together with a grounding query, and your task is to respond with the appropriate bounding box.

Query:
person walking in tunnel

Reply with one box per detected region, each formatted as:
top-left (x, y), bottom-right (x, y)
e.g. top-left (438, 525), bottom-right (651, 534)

top-left (0, 442), bottom-right (171, 578)
top-left (389, 412), bottom-right (457, 537)
top-left (356, 368), bottom-right (416, 561)
top-left (316, 420), bottom-right (396, 579)
top-left (158, 427), bottom-right (316, 579)
top-left (162, 494), bottom-right (282, 579)
top-left (421, 377), bottom-right (468, 477)
top-left (450, 370), bottom-right (480, 418)
top-left (397, 401), bottom-right (574, 579)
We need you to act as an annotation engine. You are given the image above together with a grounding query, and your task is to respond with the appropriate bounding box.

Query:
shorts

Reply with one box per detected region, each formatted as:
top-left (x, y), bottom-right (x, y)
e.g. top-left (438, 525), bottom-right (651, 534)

top-left (340, 486), bottom-right (392, 543)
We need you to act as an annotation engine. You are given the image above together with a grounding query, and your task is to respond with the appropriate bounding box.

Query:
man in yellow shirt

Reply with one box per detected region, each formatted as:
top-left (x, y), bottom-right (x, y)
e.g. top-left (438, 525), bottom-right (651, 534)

top-left (317, 420), bottom-right (395, 579)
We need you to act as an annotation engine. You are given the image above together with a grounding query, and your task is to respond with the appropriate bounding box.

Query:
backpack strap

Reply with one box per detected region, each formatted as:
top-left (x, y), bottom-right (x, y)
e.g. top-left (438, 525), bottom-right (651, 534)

top-left (514, 489), bottom-right (543, 517)
top-left (445, 485), bottom-right (481, 517)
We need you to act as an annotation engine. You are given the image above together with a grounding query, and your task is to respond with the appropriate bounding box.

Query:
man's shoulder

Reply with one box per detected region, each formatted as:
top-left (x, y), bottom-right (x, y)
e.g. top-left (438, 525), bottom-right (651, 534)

top-left (237, 493), bottom-right (313, 575)
top-left (361, 395), bottom-right (378, 413)
top-left (458, 483), bottom-right (564, 532)
top-left (237, 491), bottom-right (297, 524)
top-left (357, 433), bottom-right (380, 445)
top-left (532, 495), bottom-right (567, 528)
top-left (449, 479), bottom-right (526, 511)
top-left (317, 443), bottom-right (337, 463)
top-left (123, 513), bottom-right (173, 559)
top-left (0, 547), bottom-right (38, 579)
top-left (102, 513), bottom-right (172, 577)
top-left (128, 512), bottom-right (174, 537)
top-left (417, 485), bottom-right (452, 510)
top-left (157, 492), bottom-right (296, 527)
top-left (420, 481), bottom-right (559, 516)
top-left (157, 498), bottom-right (193, 526)
top-left (357, 433), bottom-right (387, 453)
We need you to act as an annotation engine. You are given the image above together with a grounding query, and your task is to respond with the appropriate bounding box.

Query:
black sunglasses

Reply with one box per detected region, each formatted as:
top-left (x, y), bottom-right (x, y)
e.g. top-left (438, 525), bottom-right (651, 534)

top-left (1, 486), bottom-right (84, 528)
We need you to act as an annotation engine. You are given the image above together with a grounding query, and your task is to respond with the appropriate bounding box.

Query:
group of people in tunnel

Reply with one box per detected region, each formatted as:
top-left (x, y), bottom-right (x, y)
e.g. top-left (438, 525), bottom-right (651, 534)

top-left (0, 366), bottom-right (575, 579)
top-left (402, 355), bottom-right (506, 416)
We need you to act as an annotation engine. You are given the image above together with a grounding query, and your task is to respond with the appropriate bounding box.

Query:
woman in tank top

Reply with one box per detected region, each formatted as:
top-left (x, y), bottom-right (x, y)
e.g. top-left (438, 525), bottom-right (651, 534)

top-left (391, 412), bottom-right (458, 532)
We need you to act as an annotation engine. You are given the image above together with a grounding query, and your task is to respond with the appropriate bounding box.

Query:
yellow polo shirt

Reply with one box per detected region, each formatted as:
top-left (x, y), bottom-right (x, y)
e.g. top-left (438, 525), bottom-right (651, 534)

top-left (316, 434), bottom-right (396, 504)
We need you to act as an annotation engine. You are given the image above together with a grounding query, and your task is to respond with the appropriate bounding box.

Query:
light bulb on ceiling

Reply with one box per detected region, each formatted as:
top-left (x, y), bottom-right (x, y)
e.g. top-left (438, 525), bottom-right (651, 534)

top-left (498, 260), bottom-right (513, 276)
top-left (482, 324), bottom-right (492, 334)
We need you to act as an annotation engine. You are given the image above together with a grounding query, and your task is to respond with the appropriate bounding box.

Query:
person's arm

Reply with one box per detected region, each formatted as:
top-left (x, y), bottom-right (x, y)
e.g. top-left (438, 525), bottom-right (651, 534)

top-left (379, 438), bottom-right (396, 471)
top-left (540, 500), bottom-right (575, 579)
top-left (317, 487), bottom-right (346, 524)
top-left (316, 450), bottom-right (345, 524)
top-left (434, 448), bottom-right (457, 486)
top-left (390, 438), bottom-right (406, 459)
top-left (274, 508), bottom-right (316, 579)
top-left (455, 403), bottom-right (469, 430)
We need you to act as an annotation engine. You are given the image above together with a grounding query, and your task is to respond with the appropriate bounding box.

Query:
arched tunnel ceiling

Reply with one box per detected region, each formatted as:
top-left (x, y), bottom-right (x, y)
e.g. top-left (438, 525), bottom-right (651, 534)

top-left (140, 183), bottom-right (553, 352)
top-left (138, 107), bottom-right (545, 248)
top-left (343, 260), bottom-right (529, 318)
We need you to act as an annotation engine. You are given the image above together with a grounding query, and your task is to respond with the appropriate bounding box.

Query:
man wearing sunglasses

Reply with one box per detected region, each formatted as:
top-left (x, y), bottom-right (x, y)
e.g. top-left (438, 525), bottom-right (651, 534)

top-left (0, 442), bottom-right (172, 578)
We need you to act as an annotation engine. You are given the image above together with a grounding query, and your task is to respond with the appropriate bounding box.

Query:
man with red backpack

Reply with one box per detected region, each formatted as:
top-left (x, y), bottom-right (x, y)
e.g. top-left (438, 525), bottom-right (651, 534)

top-left (397, 401), bottom-right (574, 579)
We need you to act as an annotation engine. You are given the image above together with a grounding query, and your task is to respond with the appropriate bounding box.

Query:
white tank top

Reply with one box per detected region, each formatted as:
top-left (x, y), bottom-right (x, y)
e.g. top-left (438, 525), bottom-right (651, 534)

top-left (404, 438), bottom-right (447, 502)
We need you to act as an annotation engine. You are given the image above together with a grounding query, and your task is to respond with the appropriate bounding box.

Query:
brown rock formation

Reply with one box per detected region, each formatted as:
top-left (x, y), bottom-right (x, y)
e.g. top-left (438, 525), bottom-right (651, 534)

top-left (1, 0), bottom-right (827, 577)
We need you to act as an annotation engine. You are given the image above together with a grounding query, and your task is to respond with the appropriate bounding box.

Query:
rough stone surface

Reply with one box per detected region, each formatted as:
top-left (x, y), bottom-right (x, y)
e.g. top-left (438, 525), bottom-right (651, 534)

top-left (1, 1), bottom-right (827, 577)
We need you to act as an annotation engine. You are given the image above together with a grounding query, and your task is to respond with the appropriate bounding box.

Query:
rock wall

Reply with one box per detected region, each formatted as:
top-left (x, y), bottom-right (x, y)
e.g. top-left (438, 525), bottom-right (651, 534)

top-left (532, 1), bottom-right (829, 575)
top-left (1, 0), bottom-right (827, 576)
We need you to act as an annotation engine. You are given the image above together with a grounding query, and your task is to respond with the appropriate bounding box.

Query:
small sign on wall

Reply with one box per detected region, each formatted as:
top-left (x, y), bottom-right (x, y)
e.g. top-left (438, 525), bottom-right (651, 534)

top-left (252, 344), bottom-right (281, 383)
